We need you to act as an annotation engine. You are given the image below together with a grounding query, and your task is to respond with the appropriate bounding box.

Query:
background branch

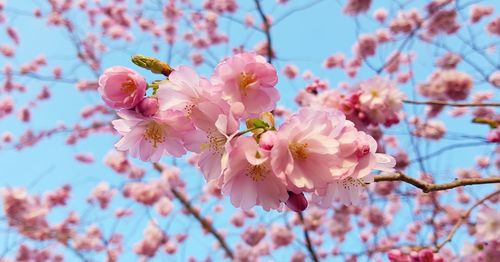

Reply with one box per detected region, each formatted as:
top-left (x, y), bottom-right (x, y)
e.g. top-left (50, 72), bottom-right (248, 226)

top-left (374, 172), bottom-right (500, 193)
top-left (298, 212), bottom-right (319, 262)
top-left (435, 189), bottom-right (500, 252)
top-left (153, 163), bottom-right (234, 259)
top-left (403, 99), bottom-right (500, 107)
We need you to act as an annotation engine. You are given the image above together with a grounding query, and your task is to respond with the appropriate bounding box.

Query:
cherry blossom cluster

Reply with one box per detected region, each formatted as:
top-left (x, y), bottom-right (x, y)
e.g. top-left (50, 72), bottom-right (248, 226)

top-left (98, 53), bottom-right (396, 211)
top-left (296, 76), bottom-right (405, 129)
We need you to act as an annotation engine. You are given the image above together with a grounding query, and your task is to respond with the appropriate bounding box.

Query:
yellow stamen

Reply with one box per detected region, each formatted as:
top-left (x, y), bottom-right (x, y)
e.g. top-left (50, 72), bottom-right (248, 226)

top-left (144, 121), bottom-right (165, 148)
top-left (121, 79), bottom-right (137, 94)
top-left (341, 177), bottom-right (366, 190)
top-left (238, 72), bottom-right (257, 94)
top-left (202, 129), bottom-right (226, 156)
top-left (246, 164), bottom-right (267, 182)
top-left (289, 142), bottom-right (309, 160)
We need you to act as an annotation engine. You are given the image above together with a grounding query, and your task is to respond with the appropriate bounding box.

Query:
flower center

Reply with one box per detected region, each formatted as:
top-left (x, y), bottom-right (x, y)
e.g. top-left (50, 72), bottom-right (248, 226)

top-left (238, 72), bottom-right (257, 94)
top-left (355, 143), bottom-right (370, 158)
top-left (201, 129), bottom-right (226, 156)
top-left (184, 103), bottom-right (196, 117)
top-left (121, 79), bottom-right (137, 95)
top-left (144, 121), bottom-right (165, 148)
top-left (289, 142), bottom-right (309, 160)
top-left (341, 177), bottom-right (366, 190)
top-left (246, 164), bottom-right (267, 182)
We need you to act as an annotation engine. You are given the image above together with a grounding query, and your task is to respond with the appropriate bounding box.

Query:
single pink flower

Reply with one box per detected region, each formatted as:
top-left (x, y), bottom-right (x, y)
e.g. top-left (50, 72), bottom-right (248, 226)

top-left (98, 66), bottom-right (147, 109)
top-left (475, 208), bottom-right (500, 241)
top-left (112, 109), bottom-right (194, 162)
top-left (212, 52), bottom-right (279, 118)
top-left (489, 71), bottom-right (500, 88)
top-left (358, 76), bottom-right (405, 127)
top-left (221, 136), bottom-right (288, 211)
top-left (332, 125), bottom-right (396, 180)
top-left (313, 124), bottom-right (395, 206)
top-left (343, 0), bottom-right (372, 16)
top-left (271, 108), bottom-right (344, 192)
top-left (157, 65), bottom-right (232, 130)
top-left (183, 109), bottom-right (240, 182)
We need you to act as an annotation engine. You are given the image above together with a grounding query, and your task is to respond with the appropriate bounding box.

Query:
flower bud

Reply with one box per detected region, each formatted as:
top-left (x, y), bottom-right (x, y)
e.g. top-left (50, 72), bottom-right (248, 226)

top-left (285, 191), bottom-right (308, 212)
top-left (131, 55), bottom-right (173, 76)
top-left (136, 97), bottom-right (158, 117)
top-left (259, 131), bottom-right (277, 151)
top-left (98, 66), bottom-right (146, 109)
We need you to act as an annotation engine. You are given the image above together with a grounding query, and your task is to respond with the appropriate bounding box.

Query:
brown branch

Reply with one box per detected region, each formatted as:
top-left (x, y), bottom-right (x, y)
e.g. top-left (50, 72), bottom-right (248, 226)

top-left (435, 189), bottom-right (500, 252)
top-left (403, 99), bottom-right (500, 107)
top-left (298, 212), bottom-right (319, 262)
top-left (254, 0), bottom-right (273, 63)
top-left (374, 172), bottom-right (500, 193)
top-left (153, 163), bottom-right (234, 259)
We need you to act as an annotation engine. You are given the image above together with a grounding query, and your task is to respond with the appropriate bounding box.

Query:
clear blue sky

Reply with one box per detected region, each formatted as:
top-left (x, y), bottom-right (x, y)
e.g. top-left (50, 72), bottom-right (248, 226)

top-left (0, 0), bottom-right (498, 261)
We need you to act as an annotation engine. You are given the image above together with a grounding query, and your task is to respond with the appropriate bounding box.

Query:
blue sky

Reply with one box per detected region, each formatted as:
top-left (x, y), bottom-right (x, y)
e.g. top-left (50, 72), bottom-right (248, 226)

top-left (0, 0), bottom-right (499, 261)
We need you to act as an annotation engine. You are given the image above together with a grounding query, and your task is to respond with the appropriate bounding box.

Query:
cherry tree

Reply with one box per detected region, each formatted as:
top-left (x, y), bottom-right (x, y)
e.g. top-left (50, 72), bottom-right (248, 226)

top-left (0, 0), bottom-right (499, 261)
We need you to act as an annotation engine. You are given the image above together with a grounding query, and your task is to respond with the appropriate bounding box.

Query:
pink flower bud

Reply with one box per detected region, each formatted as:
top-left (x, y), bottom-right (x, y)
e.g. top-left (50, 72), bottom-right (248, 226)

top-left (418, 249), bottom-right (434, 262)
top-left (136, 97), bottom-right (159, 117)
top-left (259, 131), bottom-right (277, 150)
top-left (285, 191), bottom-right (308, 212)
top-left (487, 128), bottom-right (500, 142)
top-left (98, 66), bottom-right (146, 109)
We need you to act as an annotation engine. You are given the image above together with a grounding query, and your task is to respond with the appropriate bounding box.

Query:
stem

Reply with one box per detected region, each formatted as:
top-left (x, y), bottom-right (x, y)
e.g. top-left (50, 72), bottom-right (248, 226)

top-left (403, 99), bottom-right (500, 107)
top-left (254, 0), bottom-right (273, 63)
top-left (298, 212), bottom-right (319, 262)
top-left (234, 126), bottom-right (263, 137)
top-left (374, 172), bottom-right (500, 193)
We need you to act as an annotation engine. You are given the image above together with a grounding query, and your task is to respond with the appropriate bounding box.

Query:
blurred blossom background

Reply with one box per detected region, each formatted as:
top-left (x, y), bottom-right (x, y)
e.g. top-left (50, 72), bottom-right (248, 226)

top-left (0, 0), bottom-right (499, 261)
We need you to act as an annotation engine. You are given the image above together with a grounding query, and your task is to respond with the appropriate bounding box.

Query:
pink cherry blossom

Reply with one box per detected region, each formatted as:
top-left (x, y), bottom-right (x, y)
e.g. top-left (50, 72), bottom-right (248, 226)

top-left (98, 66), bottom-right (147, 109)
top-left (157, 65), bottom-right (231, 130)
top-left (486, 17), bottom-right (500, 36)
top-left (283, 64), bottom-right (298, 79)
top-left (343, 0), bottom-right (371, 16)
top-left (357, 76), bottom-right (405, 127)
top-left (183, 110), bottom-right (239, 182)
top-left (314, 127), bottom-right (395, 206)
top-left (418, 70), bottom-right (473, 101)
top-left (489, 70), bottom-right (500, 88)
top-left (112, 109), bottom-right (194, 162)
top-left (212, 52), bottom-right (279, 118)
top-left (221, 136), bottom-right (288, 211)
top-left (373, 8), bottom-right (388, 23)
top-left (271, 108), bottom-right (344, 192)
top-left (469, 5), bottom-right (494, 24)
top-left (475, 208), bottom-right (500, 241)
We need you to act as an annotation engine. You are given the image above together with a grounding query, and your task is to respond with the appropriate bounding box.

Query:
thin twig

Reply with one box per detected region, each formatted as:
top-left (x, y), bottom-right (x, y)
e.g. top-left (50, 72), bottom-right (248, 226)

top-left (254, 0), bottom-right (273, 63)
top-left (153, 163), bottom-right (234, 259)
top-left (403, 99), bottom-right (500, 107)
top-left (374, 172), bottom-right (500, 193)
top-left (298, 212), bottom-right (319, 262)
top-left (434, 189), bottom-right (500, 252)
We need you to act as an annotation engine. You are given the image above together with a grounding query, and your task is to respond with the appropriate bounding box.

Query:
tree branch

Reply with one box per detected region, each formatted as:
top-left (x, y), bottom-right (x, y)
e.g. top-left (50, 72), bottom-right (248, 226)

top-left (403, 99), bottom-right (500, 107)
top-left (374, 172), bottom-right (500, 193)
top-left (254, 0), bottom-right (273, 63)
top-left (298, 212), bottom-right (319, 262)
top-left (435, 189), bottom-right (500, 252)
top-left (152, 163), bottom-right (234, 259)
